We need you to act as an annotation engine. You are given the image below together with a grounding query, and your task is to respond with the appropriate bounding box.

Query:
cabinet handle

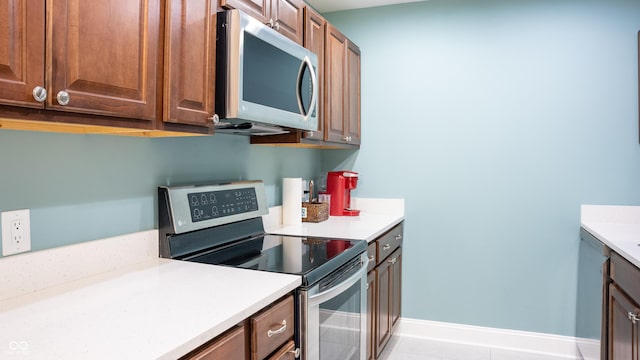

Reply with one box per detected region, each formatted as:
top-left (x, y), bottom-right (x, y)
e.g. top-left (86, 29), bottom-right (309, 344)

top-left (209, 114), bottom-right (219, 124)
top-left (368, 255), bottom-right (375, 262)
top-left (274, 21), bottom-right (280, 31)
top-left (395, 234), bottom-right (402, 241)
top-left (32, 86), bottom-right (47, 103)
top-left (388, 257), bottom-right (397, 264)
top-left (56, 91), bottom-right (70, 106)
top-left (266, 18), bottom-right (275, 28)
top-left (289, 347), bottom-right (300, 358)
top-left (382, 244), bottom-right (391, 251)
top-left (342, 136), bottom-right (352, 142)
top-left (267, 320), bottom-right (287, 337)
top-left (628, 311), bottom-right (639, 324)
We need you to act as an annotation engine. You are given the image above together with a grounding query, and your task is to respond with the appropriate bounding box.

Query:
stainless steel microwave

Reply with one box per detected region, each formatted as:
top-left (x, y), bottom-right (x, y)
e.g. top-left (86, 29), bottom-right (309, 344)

top-left (214, 10), bottom-right (319, 135)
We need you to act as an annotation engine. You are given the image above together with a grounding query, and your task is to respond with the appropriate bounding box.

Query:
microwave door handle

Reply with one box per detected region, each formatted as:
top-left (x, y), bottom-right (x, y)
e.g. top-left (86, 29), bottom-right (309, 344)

top-left (307, 257), bottom-right (368, 306)
top-left (296, 56), bottom-right (318, 119)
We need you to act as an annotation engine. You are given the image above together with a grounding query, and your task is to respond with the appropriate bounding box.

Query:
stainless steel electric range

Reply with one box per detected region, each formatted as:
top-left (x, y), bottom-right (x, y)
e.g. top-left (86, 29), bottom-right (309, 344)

top-left (158, 180), bottom-right (368, 360)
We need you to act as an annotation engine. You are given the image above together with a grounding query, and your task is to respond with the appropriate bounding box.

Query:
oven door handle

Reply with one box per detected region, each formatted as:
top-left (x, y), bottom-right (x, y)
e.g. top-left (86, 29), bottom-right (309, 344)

top-left (308, 257), bottom-right (368, 306)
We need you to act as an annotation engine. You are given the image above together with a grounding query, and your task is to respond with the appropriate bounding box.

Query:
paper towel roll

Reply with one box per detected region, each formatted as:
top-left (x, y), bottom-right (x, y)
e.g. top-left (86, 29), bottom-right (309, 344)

top-left (282, 178), bottom-right (302, 225)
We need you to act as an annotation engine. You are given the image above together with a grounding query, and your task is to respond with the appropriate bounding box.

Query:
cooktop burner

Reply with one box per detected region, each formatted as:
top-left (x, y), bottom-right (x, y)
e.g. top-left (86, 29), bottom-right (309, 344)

top-left (186, 234), bottom-right (365, 287)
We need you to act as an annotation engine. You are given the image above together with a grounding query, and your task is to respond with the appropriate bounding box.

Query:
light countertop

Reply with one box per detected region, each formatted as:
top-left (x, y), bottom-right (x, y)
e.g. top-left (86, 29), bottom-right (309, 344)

top-left (263, 198), bottom-right (405, 242)
top-left (0, 231), bottom-right (300, 360)
top-left (581, 205), bottom-right (640, 268)
top-left (0, 197), bottom-right (405, 359)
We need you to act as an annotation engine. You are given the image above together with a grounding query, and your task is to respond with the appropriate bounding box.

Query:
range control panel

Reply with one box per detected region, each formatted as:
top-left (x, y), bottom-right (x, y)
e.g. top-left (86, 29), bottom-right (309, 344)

top-left (187, 188), bottom-right (258, 222)
top-left (160, 180), bottom-right (268, 235)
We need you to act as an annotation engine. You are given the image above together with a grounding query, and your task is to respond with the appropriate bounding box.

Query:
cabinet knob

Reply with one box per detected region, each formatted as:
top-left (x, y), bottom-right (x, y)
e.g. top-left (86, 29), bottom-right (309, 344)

top-left (56, 91), bottom-right (70, 106)
top-left (304, 131), bottom-right (314, 138)
top-left (288, 347), bottom-right (300, 358)
top-left (274, 21), bottom-right (280, 31)
top-left (209, 114), bottom-right (219, 124)
top-left (267, 320), bottom-right (287, 337)
top-left (32, 86), bottom-right (47, 103)
top-left (266, 18), bottom-right (275, 28)
top-left (342, 136), bottom-right (352, 142)
top-left (628, 311), bottom-right (639, 324)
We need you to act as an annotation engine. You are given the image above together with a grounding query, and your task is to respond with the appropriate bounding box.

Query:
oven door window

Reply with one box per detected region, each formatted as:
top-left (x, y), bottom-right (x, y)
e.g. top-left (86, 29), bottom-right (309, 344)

top-left (306, 258), bottom-right (367, 360)
top-left (319, 280), bottom-right (362, 360)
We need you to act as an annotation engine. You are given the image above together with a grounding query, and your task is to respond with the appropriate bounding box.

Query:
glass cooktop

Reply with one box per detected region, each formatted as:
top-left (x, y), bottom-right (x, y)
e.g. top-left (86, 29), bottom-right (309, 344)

top-left (187, 234), bottom-right (366, 287)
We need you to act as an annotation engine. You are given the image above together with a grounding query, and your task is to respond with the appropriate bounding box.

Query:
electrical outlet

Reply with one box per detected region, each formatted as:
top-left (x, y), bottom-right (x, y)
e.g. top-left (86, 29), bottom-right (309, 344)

top-left (2, 209), bottom-right (31, 256)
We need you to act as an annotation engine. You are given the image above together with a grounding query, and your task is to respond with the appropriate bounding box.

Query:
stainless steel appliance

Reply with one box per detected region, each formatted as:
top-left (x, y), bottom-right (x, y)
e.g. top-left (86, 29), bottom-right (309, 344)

top-left (214, 10), bottom-right (319, 136)
top-left (576, 228), bottom-right (610, 360)
top-left (158, 180), bottom-right (367, 360)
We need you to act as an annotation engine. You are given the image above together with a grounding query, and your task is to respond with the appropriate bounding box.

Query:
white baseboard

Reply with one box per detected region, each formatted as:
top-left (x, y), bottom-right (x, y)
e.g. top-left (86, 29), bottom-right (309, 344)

top-left (396, 317), bottom-right (588, 359)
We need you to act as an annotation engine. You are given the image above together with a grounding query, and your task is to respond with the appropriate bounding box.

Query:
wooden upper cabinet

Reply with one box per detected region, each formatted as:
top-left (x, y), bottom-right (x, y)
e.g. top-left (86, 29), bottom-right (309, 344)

top-left (303, 6), bottom-right (325, 141)
top-left (220, 0), bottom-right (269, 23)
top-left (221, 0), bottom-right (303, 44)
top-left (0, 0), bottom-right (45, 108)
top-left (164, 0), bottom-right (218, 128)
top-left (271, 0), bottom-right (303, 44)
top-left (48, 0), bottom-right (160, 121)
top-left (346, 41), bottom-right (361, 145)
top-left (325, 23), bottom-right (347, 143)
top-left (324, 23), bottom-right (360, 146)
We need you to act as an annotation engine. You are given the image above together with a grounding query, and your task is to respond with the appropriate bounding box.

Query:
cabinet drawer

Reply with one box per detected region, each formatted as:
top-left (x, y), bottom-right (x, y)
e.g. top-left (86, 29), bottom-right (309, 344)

top-left (181, 325), bottom-right (245, 360)
top-left (266, 339), bottom-right (298, 360)
top-left (610, 252), bottom-right (640, 303)
top-left (376, 222), bottom-right (404, 265)
top-left (367, 241), bottom-right (377, 272)
top-left (251, 295), bottom-right (295, 360)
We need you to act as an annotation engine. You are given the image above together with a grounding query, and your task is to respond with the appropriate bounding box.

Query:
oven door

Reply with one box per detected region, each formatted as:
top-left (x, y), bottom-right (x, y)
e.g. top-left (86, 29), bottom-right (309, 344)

top-left (299, 253), bottom-right (368, 360)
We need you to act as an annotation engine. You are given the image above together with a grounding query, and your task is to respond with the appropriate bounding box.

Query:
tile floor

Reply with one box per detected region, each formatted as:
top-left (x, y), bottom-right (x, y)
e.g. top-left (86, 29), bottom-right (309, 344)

top-left (378, 334), bottom-right (575, 360)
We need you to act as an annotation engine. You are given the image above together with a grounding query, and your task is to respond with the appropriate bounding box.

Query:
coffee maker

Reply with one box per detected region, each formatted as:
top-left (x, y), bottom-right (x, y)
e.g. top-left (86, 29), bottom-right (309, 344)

top-left (326, 171), bottom-right (360, 216)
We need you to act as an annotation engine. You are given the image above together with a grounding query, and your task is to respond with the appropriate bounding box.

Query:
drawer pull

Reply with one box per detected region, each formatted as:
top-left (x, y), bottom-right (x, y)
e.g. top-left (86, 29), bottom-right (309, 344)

top-left (368, 255), bottom-right (375, 262)
top-left (289, 347), bottom-right (301, 358)
top-left (395, 234), bottom-right (402, 241)
top-left (382, 244), bottom-right (391, 251)
top-left (267, 320), bottom-right (287, 337)
top-left (628, 311), bottom-right (639, 324)
top-left (388, 257), bottom-right (397, 264)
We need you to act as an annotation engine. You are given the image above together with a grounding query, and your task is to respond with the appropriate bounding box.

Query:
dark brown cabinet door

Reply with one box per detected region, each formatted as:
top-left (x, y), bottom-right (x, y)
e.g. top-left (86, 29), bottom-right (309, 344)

top-left (609, 284), bottom-right (639, 360)
top-left (164, 0), bottom-right (217, 127)
top-left (367, 270), bottom-right (377, 360)
top-left (272, 0), bottom-right (303, 44)
top-left (346, 41), bottom-right (361, 145)
top-left (48, 0), bottom-right (160, 120)
top-left (0, 0), bottom-right (45, 108)
top-left (376, 252), bottom-right (392, 358)
top-left (324, 23), bottom-right (360, 146)
top-left (303, 6), bottom-right (324, 141)
top-left (325, 23), bottom-right (347, 143)
top-left (221, 0), bottom-right (269, 23)
top-left (390, 249), bottom-right (402, 328)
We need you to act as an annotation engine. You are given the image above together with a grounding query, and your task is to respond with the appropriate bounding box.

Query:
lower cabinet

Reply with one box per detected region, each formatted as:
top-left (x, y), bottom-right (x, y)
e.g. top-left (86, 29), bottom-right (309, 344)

top-left (181, 294), bottom-right (297, 360)
top-left (366, 222), bottom-right (403, 359)
top-left (183, 325), bottom-right (246, 360)
top-left (607, 252), bottom-right (640, 360)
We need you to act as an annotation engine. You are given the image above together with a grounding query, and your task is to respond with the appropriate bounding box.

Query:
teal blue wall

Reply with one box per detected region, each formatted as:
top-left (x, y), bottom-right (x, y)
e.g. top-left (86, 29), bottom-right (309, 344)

top-left (0, 130), bottom-right (322, 252)
top-left (324, 0), bottom-right (640, 336)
